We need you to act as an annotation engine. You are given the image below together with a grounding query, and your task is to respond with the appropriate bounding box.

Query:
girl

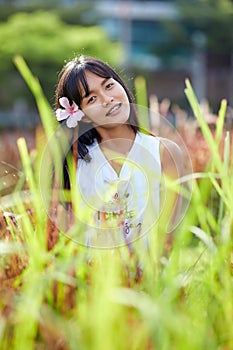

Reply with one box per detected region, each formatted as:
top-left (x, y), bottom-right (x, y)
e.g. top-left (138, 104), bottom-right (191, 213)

top-left (55, 55), bottom-right (182, 248)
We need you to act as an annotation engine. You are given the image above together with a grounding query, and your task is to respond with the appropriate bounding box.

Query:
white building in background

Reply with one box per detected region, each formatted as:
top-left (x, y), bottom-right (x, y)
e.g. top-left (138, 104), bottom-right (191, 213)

top-left (94, 0), bottom-right (208, 102)
top-left (95, 0), bottom-right (233, 107)
top-left (96, 1), bottom-right (178, 69)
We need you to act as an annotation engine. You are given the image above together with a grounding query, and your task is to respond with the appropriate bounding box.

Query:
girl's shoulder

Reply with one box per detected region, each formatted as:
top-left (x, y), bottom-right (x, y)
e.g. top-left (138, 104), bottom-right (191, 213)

top-left (137, 131), bottom-right (160, 147)
top-left (159, 137), bottom-right (182, 161)
top-left (137, 133), bottom-right (182, 177)
top-left (138, 132), bottom-right (179, 153)
top-left (159, 137), bottom-right (183, 178)
top-left (137, 132), bottom-right (161, 158)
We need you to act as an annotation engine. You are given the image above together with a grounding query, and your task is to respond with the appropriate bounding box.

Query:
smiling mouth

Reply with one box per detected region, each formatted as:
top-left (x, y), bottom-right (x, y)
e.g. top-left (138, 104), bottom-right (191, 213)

top-left (106, 103), bottom-right (122, 116)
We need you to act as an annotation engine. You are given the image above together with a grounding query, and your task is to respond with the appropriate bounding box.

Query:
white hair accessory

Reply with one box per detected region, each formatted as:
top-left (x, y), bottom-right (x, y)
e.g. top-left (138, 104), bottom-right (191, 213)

top-left (56, 97), bottom-right (84, 128)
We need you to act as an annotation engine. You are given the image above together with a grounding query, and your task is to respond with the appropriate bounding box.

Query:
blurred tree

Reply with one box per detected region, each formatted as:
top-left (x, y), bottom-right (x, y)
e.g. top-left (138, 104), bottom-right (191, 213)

top-left (0, 2), bottom-right (97, 26)
top-left (150, 0), bottom-right (233, 67)
top-left (177, 0), bottom-right (233, 54)
top-left (0, 10), bottom-right (121, 110)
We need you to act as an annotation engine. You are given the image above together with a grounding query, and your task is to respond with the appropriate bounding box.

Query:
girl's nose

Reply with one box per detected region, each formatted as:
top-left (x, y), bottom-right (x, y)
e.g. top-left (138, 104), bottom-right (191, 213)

top-left (102, 96), bottom-right (114, 107)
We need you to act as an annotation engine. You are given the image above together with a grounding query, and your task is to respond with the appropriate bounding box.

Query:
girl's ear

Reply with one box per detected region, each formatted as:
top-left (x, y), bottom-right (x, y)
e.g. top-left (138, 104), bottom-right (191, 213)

top-left (81, 115), bottom-right (92, 123)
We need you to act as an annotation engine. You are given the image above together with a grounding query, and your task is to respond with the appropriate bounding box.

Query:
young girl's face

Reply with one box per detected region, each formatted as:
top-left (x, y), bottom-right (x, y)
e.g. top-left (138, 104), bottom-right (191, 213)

top-left (80, 71), bottom-right (130, 128)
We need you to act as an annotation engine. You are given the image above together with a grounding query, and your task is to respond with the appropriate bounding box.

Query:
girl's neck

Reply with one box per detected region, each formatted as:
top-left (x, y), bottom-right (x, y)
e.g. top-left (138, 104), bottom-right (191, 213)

top-left (96, 125), bottom-right (136, 175)
top-left (96, 124), bottom-right (135, 145)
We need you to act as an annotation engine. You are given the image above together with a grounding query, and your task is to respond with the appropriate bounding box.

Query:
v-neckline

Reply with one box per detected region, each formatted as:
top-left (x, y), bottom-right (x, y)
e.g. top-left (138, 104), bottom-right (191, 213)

top-left (96, 132), bottom-right (140, 181)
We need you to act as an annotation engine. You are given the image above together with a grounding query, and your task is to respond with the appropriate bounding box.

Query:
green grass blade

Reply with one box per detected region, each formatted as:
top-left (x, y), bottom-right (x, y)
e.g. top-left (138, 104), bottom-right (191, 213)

top-left (13, 55), bottom-right (56, 138)
top-left (134, 76), bottom-right (150, 132)
top-left (184, 79), bottom-right (223, 172)
top-left (215, 99), bottom-right (227, 146)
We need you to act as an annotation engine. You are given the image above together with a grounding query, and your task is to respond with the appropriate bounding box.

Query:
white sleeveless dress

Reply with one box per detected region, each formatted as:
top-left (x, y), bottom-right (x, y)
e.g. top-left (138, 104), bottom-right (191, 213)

top-left (76, 132), bottom-right (161, 248)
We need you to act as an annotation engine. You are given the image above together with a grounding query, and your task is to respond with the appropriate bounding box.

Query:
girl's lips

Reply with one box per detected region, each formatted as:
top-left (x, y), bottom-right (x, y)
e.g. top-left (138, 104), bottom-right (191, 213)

top-left (106, 103), bottom-right (122, 117)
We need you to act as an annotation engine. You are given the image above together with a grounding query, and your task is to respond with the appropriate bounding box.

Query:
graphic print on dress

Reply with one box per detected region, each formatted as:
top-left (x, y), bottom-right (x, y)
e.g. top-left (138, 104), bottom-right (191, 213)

top-left (76, 133), bottom-right (162, 247)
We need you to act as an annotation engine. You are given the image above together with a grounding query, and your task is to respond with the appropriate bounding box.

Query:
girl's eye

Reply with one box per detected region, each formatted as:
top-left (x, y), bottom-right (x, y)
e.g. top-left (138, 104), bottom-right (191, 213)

top-left (106, 82), bottom-right (114, 89)
top-left (87, 96), bottom-right (96, 104)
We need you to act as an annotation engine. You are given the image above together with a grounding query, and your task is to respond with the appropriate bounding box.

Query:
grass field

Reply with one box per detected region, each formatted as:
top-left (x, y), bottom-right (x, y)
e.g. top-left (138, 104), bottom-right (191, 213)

top-left (0, 56), bottom-right (232, 350)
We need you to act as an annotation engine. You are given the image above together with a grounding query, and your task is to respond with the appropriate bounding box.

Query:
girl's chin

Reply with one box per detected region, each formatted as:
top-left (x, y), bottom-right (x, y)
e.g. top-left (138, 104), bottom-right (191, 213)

top-left (105, 117), bottom-right (130, 127)
top-left (95, 121), bottom-right (130, 131)
top-left (93, 114), bottom-right (130, 128)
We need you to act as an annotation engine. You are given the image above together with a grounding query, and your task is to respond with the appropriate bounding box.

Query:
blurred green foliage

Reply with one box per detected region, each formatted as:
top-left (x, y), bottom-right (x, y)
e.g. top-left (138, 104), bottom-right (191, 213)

top-left (155, 0), bottom-right (233, 59)
top-left (0, 2), bottom-right (98, 26)
top-left (0, 10), bottom-right (122, 110)
top-left (179, 0), bottom-right (233, 53)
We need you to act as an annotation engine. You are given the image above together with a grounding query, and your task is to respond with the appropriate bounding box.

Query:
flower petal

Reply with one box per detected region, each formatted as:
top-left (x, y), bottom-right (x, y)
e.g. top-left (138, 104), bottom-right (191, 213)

top-left (73, 110), bottom-right (85, 121)
top-left (59, 97), bottom-right (70, 109)
top-left (56, 108), bottom-right (70, 121)
top-left (71, 101), bottom-right (79, 112)
top-left (66, 115), bottom-right (78, 128)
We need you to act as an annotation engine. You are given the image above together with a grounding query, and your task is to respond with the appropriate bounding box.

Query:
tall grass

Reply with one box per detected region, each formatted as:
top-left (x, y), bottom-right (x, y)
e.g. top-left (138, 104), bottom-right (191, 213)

top-left (0, 56), bottom-right (232, 350)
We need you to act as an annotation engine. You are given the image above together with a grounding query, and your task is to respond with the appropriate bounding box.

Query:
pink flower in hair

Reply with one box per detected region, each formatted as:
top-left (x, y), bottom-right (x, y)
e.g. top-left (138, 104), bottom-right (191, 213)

top-left (56, 97), bottom-right (84, 128)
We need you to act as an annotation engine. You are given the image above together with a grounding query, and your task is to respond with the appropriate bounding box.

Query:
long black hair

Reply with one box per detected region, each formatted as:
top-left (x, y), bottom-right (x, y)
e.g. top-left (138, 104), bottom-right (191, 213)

top-left (55, 55), bottom-right (139, 188)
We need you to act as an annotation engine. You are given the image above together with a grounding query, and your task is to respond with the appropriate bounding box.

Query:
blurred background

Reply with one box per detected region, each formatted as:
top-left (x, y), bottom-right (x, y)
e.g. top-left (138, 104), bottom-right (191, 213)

top-left (0, 0), bottom-right (232, 168)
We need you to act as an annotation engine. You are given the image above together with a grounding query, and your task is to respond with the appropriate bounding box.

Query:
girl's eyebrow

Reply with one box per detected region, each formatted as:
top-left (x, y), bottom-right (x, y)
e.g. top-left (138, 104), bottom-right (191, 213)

top-left (100, 77), bottom-right (110, 86)
top-left (82, 77), bottom-right (111, 99)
